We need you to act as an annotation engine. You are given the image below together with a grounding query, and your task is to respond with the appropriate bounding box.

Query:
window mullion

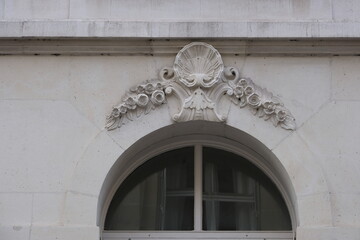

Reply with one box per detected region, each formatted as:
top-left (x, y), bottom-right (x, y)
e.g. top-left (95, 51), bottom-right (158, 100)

top-left (194, 144), bottom-right (203, 231)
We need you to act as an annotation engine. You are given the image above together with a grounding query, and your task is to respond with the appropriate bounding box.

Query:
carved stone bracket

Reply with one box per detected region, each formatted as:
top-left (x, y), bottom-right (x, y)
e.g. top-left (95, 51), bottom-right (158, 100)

top-left (106, 42), bottom-right (296, 131)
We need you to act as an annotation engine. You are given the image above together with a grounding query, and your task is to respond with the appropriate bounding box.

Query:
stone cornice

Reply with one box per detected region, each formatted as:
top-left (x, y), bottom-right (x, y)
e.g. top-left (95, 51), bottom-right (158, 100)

top-left (1, 20), bottom-right (360, 39)
top-left (1, 38), bottom-right (360, 56)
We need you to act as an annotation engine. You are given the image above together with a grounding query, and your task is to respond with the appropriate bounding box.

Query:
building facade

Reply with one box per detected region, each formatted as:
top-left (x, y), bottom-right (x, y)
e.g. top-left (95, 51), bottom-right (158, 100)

top-left (1, 1), bottom-right (360, 239)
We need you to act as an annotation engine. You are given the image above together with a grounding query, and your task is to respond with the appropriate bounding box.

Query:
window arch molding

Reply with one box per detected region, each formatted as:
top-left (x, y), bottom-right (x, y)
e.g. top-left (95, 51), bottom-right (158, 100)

top-left (98, 121), bottom-right (298, 237)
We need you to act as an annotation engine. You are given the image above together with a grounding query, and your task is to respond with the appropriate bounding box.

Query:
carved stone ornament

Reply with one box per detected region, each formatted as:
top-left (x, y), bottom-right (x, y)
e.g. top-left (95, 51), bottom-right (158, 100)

top-left (106, 42), bottom-right (296, 131)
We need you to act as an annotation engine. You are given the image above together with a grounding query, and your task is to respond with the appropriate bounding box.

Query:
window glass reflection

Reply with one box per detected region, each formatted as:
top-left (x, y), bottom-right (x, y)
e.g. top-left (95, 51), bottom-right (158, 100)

top-left (105, 146), bottom-right (291, 231)
top-left (203, 147), bottom-right (291, 231)
top-left (105, 147), bottom-right (194, 230)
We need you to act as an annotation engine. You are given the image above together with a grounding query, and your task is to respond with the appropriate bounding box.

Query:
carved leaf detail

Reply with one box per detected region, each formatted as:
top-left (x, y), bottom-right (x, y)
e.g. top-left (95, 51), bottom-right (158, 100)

top-left (223, 67), bottom-right (296, 130)
top-left (105, 81), bottom-right (167, 130)
top-left (106, 42), bottom-right (296, 131)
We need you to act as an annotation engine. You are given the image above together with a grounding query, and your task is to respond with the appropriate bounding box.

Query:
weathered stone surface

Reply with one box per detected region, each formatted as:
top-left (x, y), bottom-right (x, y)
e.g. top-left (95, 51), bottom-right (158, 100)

top-left (63, 192), bottom-right (98, 226)
top-left (297, 193), bottom-right (332, 227)
top-left (331, 193), bottom-right (360, 227)
top-left (0, 225), bottom-right (31, 240)
top-left (0, 0), bottom-right (334, 22)
top-left (69, 130), bottom-right (124, 196)
top-left (0, 100), bottom-right (98, 192)
top-left (294, 101), bottom-right (360, 229)
top-left (237, 56), bottom-right (331, 128)
top-left (332, 0), bottom-right (360, 22)
top-left (0, 57), bottom-right (71, 100)
top-left (0, 193), bottom-right (32, 225)
top-left (4, 0), bottom-right (69, 20)
top-left (68, 56), bottom-right (173, 128)
top-left (297, 226), bottom-right (360, 240)
top-left (1, 21), bottom-right (360, 38)
top-left (30, 226), bottom-right (99, 240)
top-left (32, 193), bottom-right (64, 225)
top-left (0, 28), bottom-right (359, 240)
top-left (297, 101), bottom-right (360, 193)
top-left (273, 132), bottom-right (328, 197)
top-left (331, 57), bottom-right (360, 101)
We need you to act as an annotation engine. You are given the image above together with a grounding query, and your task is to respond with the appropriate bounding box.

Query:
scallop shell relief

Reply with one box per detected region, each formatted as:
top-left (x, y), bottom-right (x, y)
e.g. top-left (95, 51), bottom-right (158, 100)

top-left (106, 42), bottom-right (296, 131)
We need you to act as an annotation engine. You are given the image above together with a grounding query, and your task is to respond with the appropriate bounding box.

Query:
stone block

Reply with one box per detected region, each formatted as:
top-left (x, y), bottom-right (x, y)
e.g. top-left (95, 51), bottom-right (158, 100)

top-left (332, 0), bottom-right (360, 22)
top-left (4, 0), bottom-right (69, 19)
top-left (109, 0), bottom-right (152, 20)
top-left (108, 104), bottom-right (173, 150)
top-left (0, 225), bottom-right (30, 240)
top-left (0, 0), bottom-right (4, 19)
top-left (297, 192), bottom-right (332, 227)
top-left (69, 0), bottom-right (110, 19)
top-left (3, 0), bottom-right (31, 19)
top-left (21, 21), bottom-right (76, 37)
top-left (0, 21), bottom-right (22, 37)
top-left (226, 102), bottom-right (292, 150)
top-left (68, 55), bottom-right (173, 129)
top-left (246, 0), bottom-right (293, 20)
top-left (32, 193), bottom-right (64, 225)
top-left (69, 130), bottom-right (124, 196)
top-left (320, 156), bottom-right (360, 193)
top-left (2, 20), bottom-right (360, 38)
top-left (0, 0), bottom-right (335, 22)
top-left (331, 57), bottom-right (360, 101)
top-left (30, 225), bottom-right (99, 240)
top-left (292, 0), bottom-right (332, 21)
top-left (234, 56), bottom-right (331, 127)
top-left (63, 192), bottom-right (98, 226)
top-left (0, 193), bottom-right (32, 224)
top-left (221, 22), bottom-right (248, 38)
top-left (297, 101), bottom-right (360, 193)
top-left (151, 0), bottom-right (201, 20)
top-left (273, 132), bottom-right (328, 196)
top-left (0, 56), bottom-right (71, 100)
top-left (331, 193), bottom-right (360, 226)
top-left (296, 226), bottom-right (360, 240)
top-left (0, 100), bottom-right (98, 192)
top-left (297, 101), bottom-right (360, 156)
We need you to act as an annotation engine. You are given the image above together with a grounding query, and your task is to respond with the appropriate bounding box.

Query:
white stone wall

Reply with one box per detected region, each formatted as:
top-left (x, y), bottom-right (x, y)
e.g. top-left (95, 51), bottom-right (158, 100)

top-left (0, 0), bottom-right (357, 22)
top-left (1, 0), bottom-right (360, 239)
top-left (1, 54), bottom-right (360, 239)
top-left (1, 0), bottom-right (360, 38)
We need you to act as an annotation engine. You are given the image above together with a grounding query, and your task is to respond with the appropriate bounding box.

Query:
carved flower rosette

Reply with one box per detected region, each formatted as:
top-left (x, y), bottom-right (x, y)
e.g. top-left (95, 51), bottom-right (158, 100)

top-left (106, 42), bottom-right (296, 131)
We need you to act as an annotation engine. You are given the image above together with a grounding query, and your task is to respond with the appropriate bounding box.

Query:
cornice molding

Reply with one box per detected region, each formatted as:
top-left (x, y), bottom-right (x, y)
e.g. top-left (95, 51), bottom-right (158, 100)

top-left (2, 20), bottom-right (360, 39)
top-left (1, 39), bottom-right (360, 56)
top-left (106, 42), bottom-right (296, 131)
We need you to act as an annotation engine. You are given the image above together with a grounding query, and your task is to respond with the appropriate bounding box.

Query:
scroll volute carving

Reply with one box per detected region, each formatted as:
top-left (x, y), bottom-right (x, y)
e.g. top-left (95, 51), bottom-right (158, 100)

top-left (106, 42), bottom-right (296, 131)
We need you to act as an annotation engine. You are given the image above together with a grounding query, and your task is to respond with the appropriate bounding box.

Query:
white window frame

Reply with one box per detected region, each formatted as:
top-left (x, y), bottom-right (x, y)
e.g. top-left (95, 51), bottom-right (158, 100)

top-left (102, 143), bottom-right (295, 240)
top-left (102, 231), bottom-right (294, 240)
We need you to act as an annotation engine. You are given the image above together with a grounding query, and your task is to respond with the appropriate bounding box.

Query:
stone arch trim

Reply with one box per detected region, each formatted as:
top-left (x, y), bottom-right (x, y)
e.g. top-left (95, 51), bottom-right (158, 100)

top-left (66, 118), bottom-right (331, 232)
top-left (97, 121), bottom-right (300, 230)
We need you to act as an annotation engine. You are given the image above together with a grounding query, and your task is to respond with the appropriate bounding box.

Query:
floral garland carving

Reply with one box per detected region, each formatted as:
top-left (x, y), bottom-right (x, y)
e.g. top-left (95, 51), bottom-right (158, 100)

top-left (105, 80), bottom-right (167, 130)
top-left (106, 42), bottom-right (295, 131)
top-left (222, 67), bottom-right (296, 130)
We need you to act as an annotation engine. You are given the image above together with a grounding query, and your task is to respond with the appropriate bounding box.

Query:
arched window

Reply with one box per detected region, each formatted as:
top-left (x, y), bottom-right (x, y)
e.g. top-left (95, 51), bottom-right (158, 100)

top-left (103, 145), bottom-right (293, 240)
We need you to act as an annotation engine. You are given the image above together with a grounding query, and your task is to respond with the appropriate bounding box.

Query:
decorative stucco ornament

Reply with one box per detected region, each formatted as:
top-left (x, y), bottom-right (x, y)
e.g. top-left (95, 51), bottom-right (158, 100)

top-left (106, 42), bottom-right (296, 131)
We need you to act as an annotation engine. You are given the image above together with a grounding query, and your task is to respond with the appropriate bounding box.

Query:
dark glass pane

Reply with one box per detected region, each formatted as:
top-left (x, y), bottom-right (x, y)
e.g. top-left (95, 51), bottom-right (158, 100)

top-left (203, 201), bottom-right (256, 230)
top-left (105, 147), bottom-right (194, 230)
top-left (203, 147), bottom-right (291, 231)
top-left (164, 196), bottom-right (194, 230)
